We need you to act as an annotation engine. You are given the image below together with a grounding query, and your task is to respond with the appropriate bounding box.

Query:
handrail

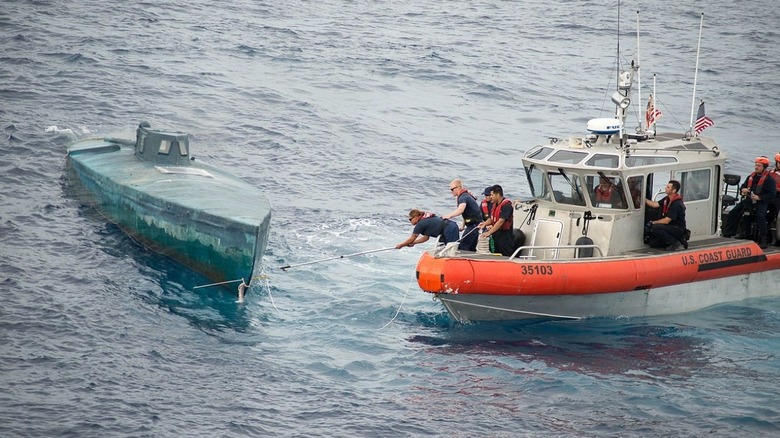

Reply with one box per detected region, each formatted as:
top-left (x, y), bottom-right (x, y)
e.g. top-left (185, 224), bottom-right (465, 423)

top-left (508, 244), bottom-right (604, 261)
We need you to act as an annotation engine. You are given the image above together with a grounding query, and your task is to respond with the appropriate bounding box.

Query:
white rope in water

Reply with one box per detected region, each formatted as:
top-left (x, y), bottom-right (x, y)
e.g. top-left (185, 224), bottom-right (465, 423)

top-left (193, 278), bottom-right (246, 289)
top-left (377, 262), bottom-right (418, 331)
top-left (193, 272), bottom-right (279, 309)
top-left (258, 267), bottom-right (279, 311)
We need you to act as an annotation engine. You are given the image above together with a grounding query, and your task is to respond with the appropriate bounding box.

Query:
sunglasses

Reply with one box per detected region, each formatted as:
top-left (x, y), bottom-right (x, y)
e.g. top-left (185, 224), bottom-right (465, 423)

top-left (449, 187), bottom-right (457, 191)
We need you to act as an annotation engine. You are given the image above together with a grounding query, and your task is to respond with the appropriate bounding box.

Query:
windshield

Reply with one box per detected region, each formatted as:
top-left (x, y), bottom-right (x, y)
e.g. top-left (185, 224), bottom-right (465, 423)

top-left (585, 174), bottom-right (628, 209)
top-left (548, 170), bottom-right (586, 206)
top-left (525, 165), bottom-right (549, 200)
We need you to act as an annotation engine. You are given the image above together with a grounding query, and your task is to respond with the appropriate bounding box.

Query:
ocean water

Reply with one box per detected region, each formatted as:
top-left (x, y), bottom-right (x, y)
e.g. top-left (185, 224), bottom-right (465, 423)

top-left (2, 0), bottom-right (780, 436)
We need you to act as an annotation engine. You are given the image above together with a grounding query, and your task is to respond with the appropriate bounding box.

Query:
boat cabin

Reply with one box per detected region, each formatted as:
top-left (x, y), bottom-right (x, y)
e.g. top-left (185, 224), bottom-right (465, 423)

top-left (134, 121), bottom-right (191, 166)
top-left (515, 128), bottom-right (726, 259)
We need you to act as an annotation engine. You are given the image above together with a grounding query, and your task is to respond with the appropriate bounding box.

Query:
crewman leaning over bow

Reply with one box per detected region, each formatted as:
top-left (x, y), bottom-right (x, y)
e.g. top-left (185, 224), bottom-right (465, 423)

top-left (722, 156), bottom-right (777, 248)
top-left (396, 209), bottom-right (460, 249)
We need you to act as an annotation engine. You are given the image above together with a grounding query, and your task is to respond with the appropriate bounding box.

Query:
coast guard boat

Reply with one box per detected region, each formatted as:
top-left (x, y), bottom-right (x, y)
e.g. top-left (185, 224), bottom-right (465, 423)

top-left (67, 122), bottom-right (271, 294)
top-left (415, 56), bottom-right (780, 322)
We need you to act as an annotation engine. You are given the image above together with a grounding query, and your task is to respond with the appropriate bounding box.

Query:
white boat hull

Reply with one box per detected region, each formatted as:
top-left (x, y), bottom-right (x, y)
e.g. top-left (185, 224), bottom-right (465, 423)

top-left (437, 269), bottom-right (780, 322)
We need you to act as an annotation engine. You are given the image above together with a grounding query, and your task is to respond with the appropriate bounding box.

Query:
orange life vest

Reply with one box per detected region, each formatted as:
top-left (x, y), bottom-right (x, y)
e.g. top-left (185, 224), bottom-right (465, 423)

top-left (490, 198), bottom-right (513, 231)
top-left (746, 171), bottom-right (770, 192)
top-left (595, 185), bottom-right (612, 202)
top-left (770, 169), bottom-right (780, 191)
top-left (480, 199), bottom-right (491, 219)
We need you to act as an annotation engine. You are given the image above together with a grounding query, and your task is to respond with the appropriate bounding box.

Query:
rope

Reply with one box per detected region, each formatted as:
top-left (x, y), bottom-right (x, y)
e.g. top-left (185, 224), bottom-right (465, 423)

top-left (193, 278), bottom-right (245, 289)
top-left (279, 246), bottom-right (396, 271)
top-left (193, 274), bottom-right (268, 289)
top-left (438, 297), bottom-right (582, 320)
top-left (377, 263), bottom-right (417, 331)
top-left (260, 265), bottom-right (279, 311)
top-left (456, 224), bottom-right (480, 243)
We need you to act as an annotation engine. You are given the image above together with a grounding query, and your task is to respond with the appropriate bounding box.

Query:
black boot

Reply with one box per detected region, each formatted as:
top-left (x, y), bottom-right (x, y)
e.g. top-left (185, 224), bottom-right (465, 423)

top-left (680, 229), bottom-right (690, 249)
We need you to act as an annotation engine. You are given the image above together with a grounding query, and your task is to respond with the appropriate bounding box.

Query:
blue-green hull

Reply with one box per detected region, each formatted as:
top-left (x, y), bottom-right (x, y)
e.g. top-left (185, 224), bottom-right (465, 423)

top-left (66, 134), bottom-right (271, 291)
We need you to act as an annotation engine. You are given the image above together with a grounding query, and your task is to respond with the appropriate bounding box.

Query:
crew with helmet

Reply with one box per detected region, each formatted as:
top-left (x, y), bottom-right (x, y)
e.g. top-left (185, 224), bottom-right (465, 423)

top-left (722, 156), bottom-right (777, 248)
top-left (768, 153), bottom-right (780, 244)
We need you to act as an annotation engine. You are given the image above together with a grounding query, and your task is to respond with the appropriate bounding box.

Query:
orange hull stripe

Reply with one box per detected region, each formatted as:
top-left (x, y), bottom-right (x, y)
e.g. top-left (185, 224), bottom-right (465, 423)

top-left (416, 243), bottom-right (780, 296)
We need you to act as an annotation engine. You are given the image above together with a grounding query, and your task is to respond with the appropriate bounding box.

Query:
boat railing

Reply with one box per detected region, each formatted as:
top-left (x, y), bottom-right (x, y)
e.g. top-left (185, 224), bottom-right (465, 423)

top-left (508, 244), bottom-right (604, 261)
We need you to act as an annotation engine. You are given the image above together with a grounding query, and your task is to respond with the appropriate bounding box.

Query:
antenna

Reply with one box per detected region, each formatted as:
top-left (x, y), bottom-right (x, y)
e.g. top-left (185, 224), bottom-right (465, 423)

top-left (616, 0), bottom-right (621, 91)
top-left (689, 13), bottom-right (705, 131)
top-left (636, 11), bottom-right (642, 130)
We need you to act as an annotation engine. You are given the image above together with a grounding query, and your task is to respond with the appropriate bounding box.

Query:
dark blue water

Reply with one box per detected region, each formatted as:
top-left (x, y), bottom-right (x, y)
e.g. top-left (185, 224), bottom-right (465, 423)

top-left (2, 0), bottom-right (780, 436)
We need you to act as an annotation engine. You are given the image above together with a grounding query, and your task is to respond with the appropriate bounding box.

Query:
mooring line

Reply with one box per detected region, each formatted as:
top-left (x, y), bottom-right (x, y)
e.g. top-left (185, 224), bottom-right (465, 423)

top-left (259, 266), bottom-right (279, 311)
top-left (377, 262), bottom-right (418, 331)
top-left (193, 278), bottom-right (245, 289)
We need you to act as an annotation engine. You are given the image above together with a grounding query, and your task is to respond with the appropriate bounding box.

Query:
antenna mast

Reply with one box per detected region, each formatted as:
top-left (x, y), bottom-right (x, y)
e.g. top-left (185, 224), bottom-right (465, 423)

top-left (616, 0), bottom-right (620, 91)
top-left (636, 11), bottom-right (642, 131)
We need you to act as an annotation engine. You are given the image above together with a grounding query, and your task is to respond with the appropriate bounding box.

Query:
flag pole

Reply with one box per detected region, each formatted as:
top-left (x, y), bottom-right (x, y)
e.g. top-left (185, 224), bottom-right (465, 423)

top-left (689, 13), bottom-right (704, 132)
top-left (652, 74), bottom-right (657, 134)
top-left (636, 11), bottom-right (642, 131)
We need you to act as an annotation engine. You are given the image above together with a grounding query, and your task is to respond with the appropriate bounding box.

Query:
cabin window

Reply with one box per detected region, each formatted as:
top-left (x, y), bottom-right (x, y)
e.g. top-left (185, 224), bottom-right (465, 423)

top-left (625, 156), bottom-right (678, 167)
top-left (585, 174), bottom-right (627, 209)
top-left (549, 150), bottom-right (588, 164)
top-left (525, 165), bottom-right (550, 200)
top-left (627, 176), bottom-right (644, 209)
top-left (159, 140), bottom-right (171, 155)
top-left (549, 171), bottom-right (586, 206)
top-left (527, 146), bottom-right (554, 160)
top-left (137, 133), bottom-right (146, 153)
top-left (178, 140), bottom-right (188, 156)
top-left (675, 169), bottom-right (711, 201)
top-left (585, 154), bottom-right (619, 168)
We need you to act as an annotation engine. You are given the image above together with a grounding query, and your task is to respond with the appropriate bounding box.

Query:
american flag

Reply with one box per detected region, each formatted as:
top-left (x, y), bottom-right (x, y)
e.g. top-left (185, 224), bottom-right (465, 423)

top-left (694, 101), bottom-right (714, 134)
top-left (645, 94), bottom-right (662, 128)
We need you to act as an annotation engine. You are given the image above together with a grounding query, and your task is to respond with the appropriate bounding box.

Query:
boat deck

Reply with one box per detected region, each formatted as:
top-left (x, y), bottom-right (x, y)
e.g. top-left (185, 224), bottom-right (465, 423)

top-left (623, 237), bottom-right (780, 256)
top-left (437, 236), bottom-right (780, 261)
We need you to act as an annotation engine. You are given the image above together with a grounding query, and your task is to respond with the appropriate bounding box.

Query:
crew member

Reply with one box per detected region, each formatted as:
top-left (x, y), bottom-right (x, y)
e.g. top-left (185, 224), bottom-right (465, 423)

top-left (594, 176), bottom-right (616, 205)
top-left (723, 156), bottom-right (776, 248)
top-left (477, 186), bottom-right (494, 253)
top-left (767, 153), bottom-right (780, 245)
top-left (478, 185), bottom-right (515, 256)
top-left (644, 180), bottom-right (687, 250)
top-left (396, 209), bottom-right (459, 249)
top-left (480, 186), bottom-right (493, 220)
top-left (442, 179), bottom-right (481, 251)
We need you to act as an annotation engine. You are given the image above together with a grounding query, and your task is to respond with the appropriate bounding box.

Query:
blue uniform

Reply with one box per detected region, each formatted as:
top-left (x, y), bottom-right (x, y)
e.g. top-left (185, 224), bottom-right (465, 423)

top-left (723, 170), bottom-right (777, 241)
top-left (456, 191), bottom-right (481, 251)
top-left (414, 216), bottom-right (460, 244)
top-left (648, 196), bottom-right (687, 249)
